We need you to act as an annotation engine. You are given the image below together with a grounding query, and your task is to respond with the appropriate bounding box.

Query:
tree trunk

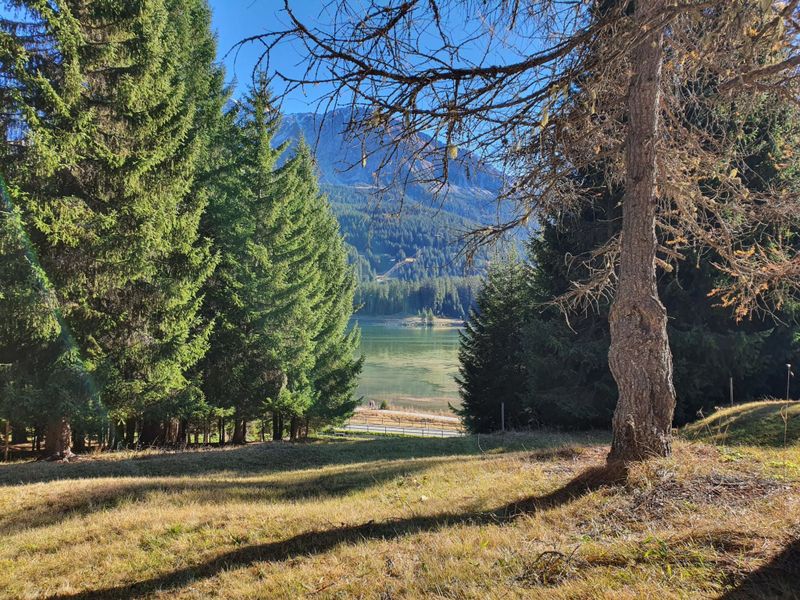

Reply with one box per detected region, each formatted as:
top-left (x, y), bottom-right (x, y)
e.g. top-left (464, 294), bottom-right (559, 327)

top-left (72, 427), bottom-right (86, 453)
top-left (289, 416), bottom-right (300, 441)
top-left (3, 420), bottom-right (9, 462)
top-left (125, 419), bottom-right (137, 448)
top-left (203, 420), bottom-right (209, 445)
top-left (139, 417), bottom-right (162, 448)
top-left (44, 417), bottom-right (75, 461)
top-left (181, 419), bottom-right (189, 447)
top-left (232, 416), bottom-right (246, 445)
top-left (218, 417), bottom-right (225, 445)
top-left (272, 412), bottom-right (283, 441)
top-left (608, 0), bottom-right (676, 462)
top-left (11, 422), bottom-right (27, 445)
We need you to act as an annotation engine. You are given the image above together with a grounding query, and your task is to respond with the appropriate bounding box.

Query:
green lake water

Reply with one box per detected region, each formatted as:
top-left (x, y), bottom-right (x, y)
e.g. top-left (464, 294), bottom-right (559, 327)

top-left (354, 323), bottom-right (462, 414)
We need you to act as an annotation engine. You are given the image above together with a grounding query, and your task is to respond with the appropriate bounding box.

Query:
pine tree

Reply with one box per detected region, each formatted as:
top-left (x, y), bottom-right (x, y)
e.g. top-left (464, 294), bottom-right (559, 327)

top-left (1, 0), bottom-right (220, 449)
top-left (455, 255), bottom-right (531, 434)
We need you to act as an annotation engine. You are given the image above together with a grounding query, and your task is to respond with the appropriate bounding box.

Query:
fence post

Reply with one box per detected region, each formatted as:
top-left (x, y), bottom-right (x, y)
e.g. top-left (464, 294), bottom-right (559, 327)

top-left (729, 376), bottom-right (734, 406)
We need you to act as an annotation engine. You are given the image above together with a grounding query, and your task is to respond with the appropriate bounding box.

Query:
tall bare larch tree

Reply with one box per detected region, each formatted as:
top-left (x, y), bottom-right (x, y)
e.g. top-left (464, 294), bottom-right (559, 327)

top-left (259, 0), bottom-right (800, 461)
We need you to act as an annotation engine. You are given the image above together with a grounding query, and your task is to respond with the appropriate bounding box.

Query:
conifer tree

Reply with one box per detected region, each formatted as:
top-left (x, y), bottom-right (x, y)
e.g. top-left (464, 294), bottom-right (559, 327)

top-left (203, 86), bottom-right (360, 443)
top-left (201, 89), bottom-right (362, 442)
top-left (0, 174), bottom-right (94, 459)
top-left (304, 157), bottom-right (363, 431)
top-left (1, 0), bottom-right (220, 448)
top-left (200, 88), bottom-right (290, 443)
top-left (456, 255), bottom-right (531, 434)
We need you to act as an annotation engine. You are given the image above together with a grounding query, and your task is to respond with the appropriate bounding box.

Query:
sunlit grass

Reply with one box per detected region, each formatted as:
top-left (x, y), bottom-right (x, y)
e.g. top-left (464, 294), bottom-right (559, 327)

top-left (1, 432), bottom-right (797, 599)
top-left (682, 400), bottom-right (800, 447)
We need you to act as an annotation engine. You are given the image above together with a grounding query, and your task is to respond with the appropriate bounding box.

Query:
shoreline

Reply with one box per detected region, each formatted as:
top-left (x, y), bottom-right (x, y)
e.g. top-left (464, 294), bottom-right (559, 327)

top-left (353, 314), bottom-right (465, 329)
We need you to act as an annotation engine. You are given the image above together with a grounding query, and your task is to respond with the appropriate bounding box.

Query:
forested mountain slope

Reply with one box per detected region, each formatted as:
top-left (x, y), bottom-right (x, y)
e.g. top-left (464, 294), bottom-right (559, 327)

top-left (276, 110), bottom-right (507, 317)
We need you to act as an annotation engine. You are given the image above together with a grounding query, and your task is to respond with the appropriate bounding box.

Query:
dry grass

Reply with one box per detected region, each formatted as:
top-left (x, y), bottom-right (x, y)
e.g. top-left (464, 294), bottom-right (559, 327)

top-left (683, 400), bottom-right (800, 448)
top-left (0, 431), bottom-right (797, 599)
top-left (348, 408), bottom-right (464, 432)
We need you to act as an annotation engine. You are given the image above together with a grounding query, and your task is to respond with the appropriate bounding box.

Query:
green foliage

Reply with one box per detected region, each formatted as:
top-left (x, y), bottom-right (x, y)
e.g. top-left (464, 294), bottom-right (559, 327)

top-left (0, 174), bottom-right (100, 434)
top-left (329, 186), bottom-right (487, 319)
top-left (329, 188), bottom-right (489, 283)
top-left (200, 86), bottom-right (362, 435)
top-left (455, 255), bottom-right (532, 433)
top-left (356, 276), bottom-right (480, 319)
top-left (2, 0), bottom-right (220, 430)
top-left (1, 2), bottom-right (360, 449)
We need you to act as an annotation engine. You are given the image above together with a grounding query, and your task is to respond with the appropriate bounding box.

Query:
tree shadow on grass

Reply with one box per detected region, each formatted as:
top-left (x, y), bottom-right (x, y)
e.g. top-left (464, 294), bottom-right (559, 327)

top-left (45, 463), bottom-right (625, 600)
top-left (720, 537), bottom-right (800, 600)
top-left (0, 432), bottom-right (603, 486)
top-left (0, 458), bottom-right (451, 535)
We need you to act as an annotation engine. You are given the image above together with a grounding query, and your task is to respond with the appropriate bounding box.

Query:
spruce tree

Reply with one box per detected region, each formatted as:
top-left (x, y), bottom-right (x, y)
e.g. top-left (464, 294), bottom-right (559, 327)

top-left (1, 0), bottom-right (220, 448)
top-left (200, 87), bottom-right (289, 443)
top-left (304, 154), bottom-right (363, 431)
top-left (201, 90), bottom-right (362, 442)
top-left (456, 255), bottom-right (531, 434)
top-left (0, 174), bottom-right (95, 459)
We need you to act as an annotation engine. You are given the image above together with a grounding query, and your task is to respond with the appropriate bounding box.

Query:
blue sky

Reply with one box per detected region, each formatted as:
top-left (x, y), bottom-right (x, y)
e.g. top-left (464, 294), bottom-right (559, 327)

top-left (207, 1), bottom-right (533, 114)
top-left (209, 0), bottom-right (332, 112)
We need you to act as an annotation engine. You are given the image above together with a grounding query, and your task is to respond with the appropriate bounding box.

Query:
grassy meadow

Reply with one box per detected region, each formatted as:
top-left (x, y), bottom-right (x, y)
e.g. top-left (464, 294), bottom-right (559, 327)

top-left (1, 412), bottom-right (798, 599)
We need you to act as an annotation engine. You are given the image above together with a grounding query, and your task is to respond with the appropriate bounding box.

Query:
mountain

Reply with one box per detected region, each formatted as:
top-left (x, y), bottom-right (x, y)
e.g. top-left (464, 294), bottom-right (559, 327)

top-left (276, 109), bottom-right (507, 317)
top-left (277, 110), bottom-right (504, 219)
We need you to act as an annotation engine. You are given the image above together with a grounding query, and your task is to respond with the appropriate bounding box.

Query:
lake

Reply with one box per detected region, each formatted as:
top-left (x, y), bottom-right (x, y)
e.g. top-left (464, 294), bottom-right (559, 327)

top-left (354, 322), bottom-right (462, 414)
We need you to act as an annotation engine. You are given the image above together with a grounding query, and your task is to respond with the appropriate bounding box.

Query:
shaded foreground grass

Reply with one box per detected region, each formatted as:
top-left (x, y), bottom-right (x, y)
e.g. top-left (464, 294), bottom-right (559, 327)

top-left (1, 431), bottom-right (798, 599)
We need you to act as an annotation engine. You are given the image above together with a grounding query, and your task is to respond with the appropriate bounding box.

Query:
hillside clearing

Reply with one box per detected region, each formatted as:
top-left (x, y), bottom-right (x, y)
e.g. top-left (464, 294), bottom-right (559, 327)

top-left (1, 432), bottom-right (798, 599)
top-left (682, 400), bottom-right (800, 447)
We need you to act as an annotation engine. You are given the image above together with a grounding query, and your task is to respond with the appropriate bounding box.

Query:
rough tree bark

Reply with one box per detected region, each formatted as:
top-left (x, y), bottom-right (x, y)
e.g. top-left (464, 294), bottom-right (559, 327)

top-left (232, 416), bottom-right (246, 444)
top-left (289, 416), bottom-right (300, 441)
top-left (608, 0), bottom-right (676, 462)
top-left (272, 412), bottom-right (283, 441)
top-left (44, 416), bottom-right (75, 461)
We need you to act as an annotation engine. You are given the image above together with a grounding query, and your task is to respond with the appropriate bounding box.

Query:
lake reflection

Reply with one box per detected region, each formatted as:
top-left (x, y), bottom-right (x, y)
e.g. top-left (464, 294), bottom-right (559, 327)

top-left (355, 323), bottom-right (462, 414)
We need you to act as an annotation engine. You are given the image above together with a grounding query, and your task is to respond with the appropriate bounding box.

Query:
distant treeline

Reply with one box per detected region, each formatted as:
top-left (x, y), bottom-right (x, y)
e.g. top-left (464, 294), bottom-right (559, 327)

top-left (355, 277), bottom-right (481, 319)
top-left (326, 190), bottom-right (489, 318)
top-left (329, 186), bottom-right (488, 276)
